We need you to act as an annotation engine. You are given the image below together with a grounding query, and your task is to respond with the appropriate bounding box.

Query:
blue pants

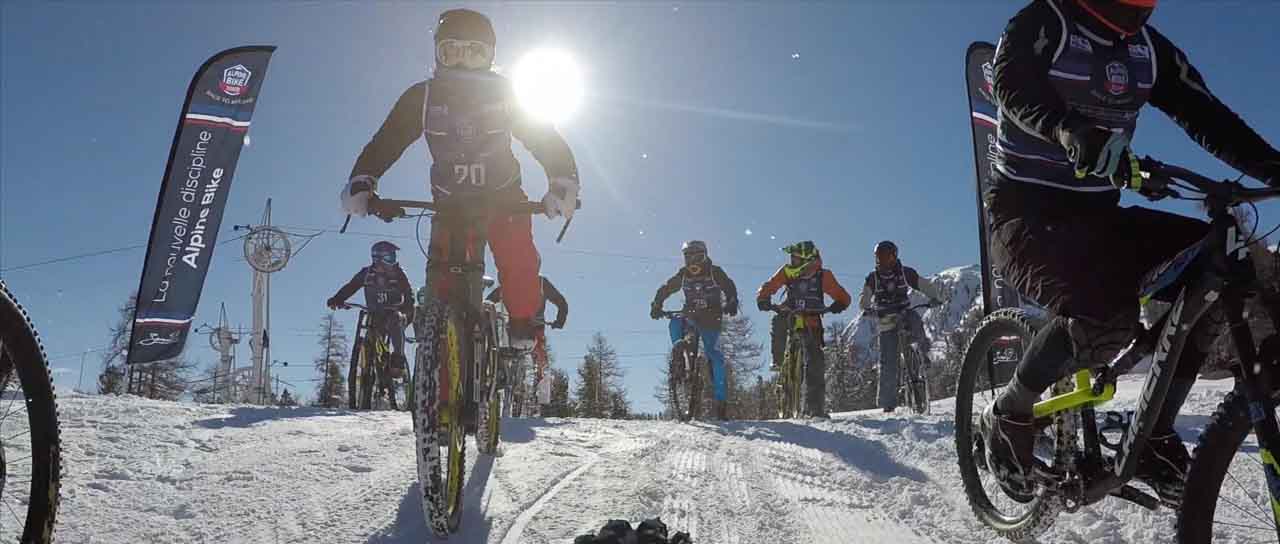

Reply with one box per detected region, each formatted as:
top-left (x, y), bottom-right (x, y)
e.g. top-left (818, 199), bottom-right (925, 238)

top-left (669, 319), bottom-right (727, 402)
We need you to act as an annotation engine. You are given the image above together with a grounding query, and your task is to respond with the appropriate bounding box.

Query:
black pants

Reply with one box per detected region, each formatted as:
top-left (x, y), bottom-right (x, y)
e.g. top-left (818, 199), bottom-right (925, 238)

top-left (771, 314), bottom-right (826, 415)
top-left (991, 201), bottom-right (1215, 429)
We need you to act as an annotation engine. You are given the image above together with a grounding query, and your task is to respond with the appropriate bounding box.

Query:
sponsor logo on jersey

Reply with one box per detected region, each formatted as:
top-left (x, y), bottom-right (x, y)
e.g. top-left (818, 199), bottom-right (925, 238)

top-left (1128, 44), bottom-right (1151, 60)
top-left (1070, 34), bottom-right (1094, 53)
top-left (1105, 61), bottom-right (1129, 96)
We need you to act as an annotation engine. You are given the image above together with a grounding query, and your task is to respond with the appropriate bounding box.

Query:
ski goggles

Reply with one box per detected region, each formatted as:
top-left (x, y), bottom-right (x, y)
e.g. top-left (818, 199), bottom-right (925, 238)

top-left (683, 251), bottom-right (707, 266)
top-left (375, 253), bottom-right (397, 265)
top-left (436, 39), bottom-right (495, 70)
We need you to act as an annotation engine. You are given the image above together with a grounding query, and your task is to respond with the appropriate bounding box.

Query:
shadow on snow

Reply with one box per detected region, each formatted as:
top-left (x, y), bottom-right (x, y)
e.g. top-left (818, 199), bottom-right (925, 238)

top-left (713, 420), bottom-right (932, 483)
top-left (367, 449), bottom-right (498, 544)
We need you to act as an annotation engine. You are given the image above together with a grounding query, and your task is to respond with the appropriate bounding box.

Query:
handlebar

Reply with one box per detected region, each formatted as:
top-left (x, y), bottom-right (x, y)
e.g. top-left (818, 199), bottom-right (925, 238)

top-left (335, 302), bottom-right (367, 311)
top-left (870, 301), bottom-right (936, 317)
top-left (768, 304), bottom-right (831, 316)
top-left (341, 196), bottom-right (581, 243)
top-left (1138, 156), bottom-right (1280, 206)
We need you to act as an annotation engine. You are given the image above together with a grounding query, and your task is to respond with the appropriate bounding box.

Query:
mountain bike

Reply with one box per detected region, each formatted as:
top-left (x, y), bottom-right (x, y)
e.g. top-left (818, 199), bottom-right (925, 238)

top-left (955, 157), bottom-right (1280, 542)
top-left (0, 280), bottom-right (61, 543)
top-left (768, 304), bottom-right (830, 419)
top-left (339, 302), bottom-right (404, 411)
top-left (874, 302), bottom-right (935, 415)
top-left (354, 195), bottom-right (566, 538)
top-left (660, 311), bottom-right (703, 422)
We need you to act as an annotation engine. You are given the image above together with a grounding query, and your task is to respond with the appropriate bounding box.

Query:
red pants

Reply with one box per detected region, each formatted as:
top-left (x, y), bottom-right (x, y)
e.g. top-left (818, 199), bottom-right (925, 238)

top-left (427, 199), bottom-right (542, 323)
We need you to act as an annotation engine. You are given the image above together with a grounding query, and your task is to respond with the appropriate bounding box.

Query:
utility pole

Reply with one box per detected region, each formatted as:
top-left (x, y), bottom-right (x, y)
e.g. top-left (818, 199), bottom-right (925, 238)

top-left (77, 350), bottom-right (88, 393)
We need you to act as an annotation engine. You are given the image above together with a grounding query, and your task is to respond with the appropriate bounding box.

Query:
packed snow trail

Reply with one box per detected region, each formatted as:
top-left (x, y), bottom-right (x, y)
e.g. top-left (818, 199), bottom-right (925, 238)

top-left (55, 377), bottom-right (1249, 543)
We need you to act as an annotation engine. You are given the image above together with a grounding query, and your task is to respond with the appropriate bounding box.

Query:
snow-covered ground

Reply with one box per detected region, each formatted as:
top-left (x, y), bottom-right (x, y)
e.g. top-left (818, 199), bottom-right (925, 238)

top-left (55, 377), bottom-right (1254, 543)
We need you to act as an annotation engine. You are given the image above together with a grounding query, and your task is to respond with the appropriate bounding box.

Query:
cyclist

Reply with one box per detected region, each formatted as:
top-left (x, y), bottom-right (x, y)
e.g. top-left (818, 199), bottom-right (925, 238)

top-left (339, 8), bottom-right (579, 350)
top-left (980, 0), bottom-right (1280, 504)
top-left (327, 241), bottom-right (415, 378)
top-left (858, 240), bottom-right (943, 413)
top-left (756, 241), bottom-right (851, 418)
top-left (487, 275), bottom-right (568, 404)
top-left (649, 240), bottom-right (740, 420)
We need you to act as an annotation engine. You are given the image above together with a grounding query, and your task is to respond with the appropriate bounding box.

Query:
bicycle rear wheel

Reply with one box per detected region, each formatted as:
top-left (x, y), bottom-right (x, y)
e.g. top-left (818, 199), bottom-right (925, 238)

top-left (0, 281), bottom-right (60, 543)
top-left (476, 320), bottom-right (502, 455)
top-left (413, 301), bottom-right (466, 537)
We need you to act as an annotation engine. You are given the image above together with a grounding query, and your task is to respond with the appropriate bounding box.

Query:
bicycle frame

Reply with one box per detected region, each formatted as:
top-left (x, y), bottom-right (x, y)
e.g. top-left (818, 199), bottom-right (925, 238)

top-left (1022, 180), bottom-right (1280, 518)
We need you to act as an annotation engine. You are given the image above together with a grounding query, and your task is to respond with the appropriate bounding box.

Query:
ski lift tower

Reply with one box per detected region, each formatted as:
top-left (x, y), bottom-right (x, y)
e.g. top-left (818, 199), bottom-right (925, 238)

top-left (207, 304), bottom-right (241, 402)
top-left (236, 199), bottom-right (291, 405)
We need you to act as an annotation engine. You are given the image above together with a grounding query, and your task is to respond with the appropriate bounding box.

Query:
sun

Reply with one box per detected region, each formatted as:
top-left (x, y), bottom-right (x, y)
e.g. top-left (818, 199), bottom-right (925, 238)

top-left (513, 48), bottom-right (583, 125)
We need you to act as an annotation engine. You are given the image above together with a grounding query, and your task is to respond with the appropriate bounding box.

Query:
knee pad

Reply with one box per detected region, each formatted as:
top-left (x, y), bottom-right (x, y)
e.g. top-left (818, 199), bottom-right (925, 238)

top-left (1066, 315), bottom-right (1135, 368)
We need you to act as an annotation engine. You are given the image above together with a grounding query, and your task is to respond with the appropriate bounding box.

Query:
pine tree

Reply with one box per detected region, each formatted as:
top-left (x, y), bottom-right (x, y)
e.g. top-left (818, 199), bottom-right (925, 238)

top-left (314, 313), bottom-right (348, 408)
top-left (574, 333), bottom-right (626, 418)
top-left (278, 388), bottom-right (298, 407)
top-left (545, 367), bottom-right (575, 417)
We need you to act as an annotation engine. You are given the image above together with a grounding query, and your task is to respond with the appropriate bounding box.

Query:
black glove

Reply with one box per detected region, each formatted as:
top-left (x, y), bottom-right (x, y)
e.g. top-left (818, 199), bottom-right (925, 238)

top-left (551, 317), bottom-right (566, 330)
top-left (756, 298), bottom-right (771, 312)
top-left (828, 300), bottom-right (848, 314)
top-left (650, 304), bottom-right (664, 320)
top-left (1055, 113), bottom-right (1132, 181)
top-left (724, 298), bottom-right (739, 316)
top-left (326, 297), bottom-right (342, 310)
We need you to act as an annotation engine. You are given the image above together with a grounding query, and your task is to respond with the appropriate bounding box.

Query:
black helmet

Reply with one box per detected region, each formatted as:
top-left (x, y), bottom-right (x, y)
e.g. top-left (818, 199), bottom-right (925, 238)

top-left (372, 241), bottom-right (400, 265)
top-left (435, 9), bottom-right (495, 46)
top-left (874, 240), bottom-right (898, 256)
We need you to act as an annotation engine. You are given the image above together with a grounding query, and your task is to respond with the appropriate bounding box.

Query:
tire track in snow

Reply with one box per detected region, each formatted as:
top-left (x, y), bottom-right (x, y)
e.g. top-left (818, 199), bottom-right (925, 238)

top-left (498, 453), bottom-right (602, 544)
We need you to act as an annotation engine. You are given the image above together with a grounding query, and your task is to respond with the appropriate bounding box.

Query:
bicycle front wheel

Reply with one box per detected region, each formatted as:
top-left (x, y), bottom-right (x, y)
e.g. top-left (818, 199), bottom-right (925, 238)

top-left (413, 301), bottom-right (466, 537)
top-left (0, 281), bottom-right (60, 543)
top-left (904, 346), bottom-right (930, 415)
top-left (779, 333), bottom-right (804, 419)
top-left (1177, 390), bottom-right (1280, 542)
top-left (955, 308), bottom-right (1060, 541)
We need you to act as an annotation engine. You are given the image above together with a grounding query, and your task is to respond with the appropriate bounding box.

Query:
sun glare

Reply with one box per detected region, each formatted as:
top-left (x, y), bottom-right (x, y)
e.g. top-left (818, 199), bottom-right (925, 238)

top-left (514, 48), bottom-right (583, 125)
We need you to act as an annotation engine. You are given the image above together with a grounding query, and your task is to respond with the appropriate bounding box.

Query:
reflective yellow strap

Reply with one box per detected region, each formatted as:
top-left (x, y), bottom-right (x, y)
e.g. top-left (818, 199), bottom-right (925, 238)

top-left (1260, 449), bottom-right (1280, 523)
top-left (1126, 152), bottom-right (1143, 190)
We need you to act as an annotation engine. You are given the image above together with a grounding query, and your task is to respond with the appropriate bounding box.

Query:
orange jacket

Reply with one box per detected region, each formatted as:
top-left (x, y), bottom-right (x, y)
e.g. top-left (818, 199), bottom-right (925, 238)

top-left (756, 263), bottom-right (851, 325)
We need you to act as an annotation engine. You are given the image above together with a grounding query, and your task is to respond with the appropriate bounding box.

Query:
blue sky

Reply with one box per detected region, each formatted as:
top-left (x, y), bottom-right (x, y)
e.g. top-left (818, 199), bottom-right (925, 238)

top-left (3, 2), bottom-right (1279, 413)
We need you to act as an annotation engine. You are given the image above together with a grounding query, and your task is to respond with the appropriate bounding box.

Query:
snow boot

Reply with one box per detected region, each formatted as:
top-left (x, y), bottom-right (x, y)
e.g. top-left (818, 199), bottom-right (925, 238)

top-left (979, 403), bottom-right (1036, 503)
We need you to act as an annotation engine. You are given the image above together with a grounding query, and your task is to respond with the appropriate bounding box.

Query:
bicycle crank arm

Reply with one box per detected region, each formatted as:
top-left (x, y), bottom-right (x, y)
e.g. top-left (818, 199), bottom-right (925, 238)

top-left (1110, 484), bottom-right (1160, 511)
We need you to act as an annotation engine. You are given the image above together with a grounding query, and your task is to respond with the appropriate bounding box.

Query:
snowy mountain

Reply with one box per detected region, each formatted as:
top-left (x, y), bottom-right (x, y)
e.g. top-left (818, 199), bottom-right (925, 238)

top-left (841, 265), bottom-right (985, 364)
top-left (54, 378), bottom-right (1247, 543)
